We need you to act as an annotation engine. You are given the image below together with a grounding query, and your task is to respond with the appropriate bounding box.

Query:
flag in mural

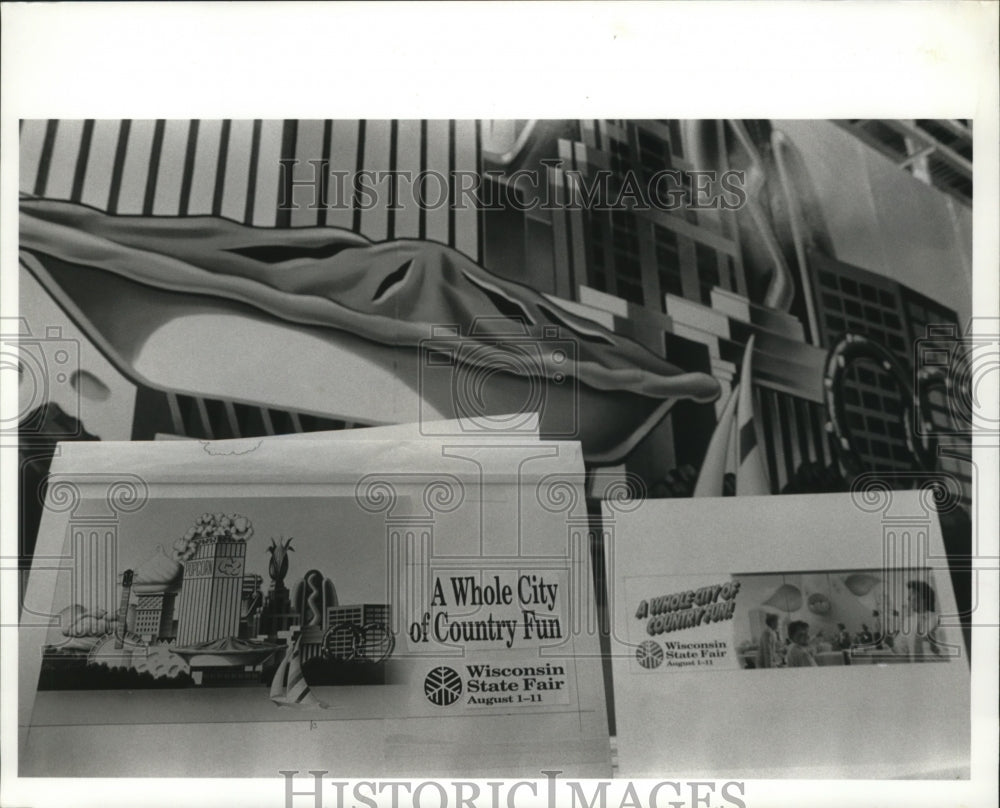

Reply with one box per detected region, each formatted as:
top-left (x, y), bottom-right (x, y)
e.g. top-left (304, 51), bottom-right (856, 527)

top-left (692, 336), bottom-right (770, 497)
top-left (734, 336), bottom-right (770, 496)
top-left (692, 384), bottom-right (739, 498)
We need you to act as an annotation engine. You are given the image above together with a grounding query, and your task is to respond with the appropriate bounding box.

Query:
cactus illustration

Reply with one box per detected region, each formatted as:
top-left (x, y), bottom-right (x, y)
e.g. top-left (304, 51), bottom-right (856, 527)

top-left (267, 536), bottom-right (295, 587)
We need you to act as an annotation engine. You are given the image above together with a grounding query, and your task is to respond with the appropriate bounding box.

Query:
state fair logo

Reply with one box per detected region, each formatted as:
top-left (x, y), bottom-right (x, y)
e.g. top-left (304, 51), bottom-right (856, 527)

top-left (636, 640), bottom-right (664, 670)
top-left (424, 666), bottom-right (463, 706)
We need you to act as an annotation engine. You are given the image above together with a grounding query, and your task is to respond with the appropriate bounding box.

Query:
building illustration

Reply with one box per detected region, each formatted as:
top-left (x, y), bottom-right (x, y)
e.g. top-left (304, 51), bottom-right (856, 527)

top-left (133, 591), bottom-right (177, 641)
top-left (175, 537), bottom-right (247, 647)
top-left (321, 604), bottom-right (394, 663)
top-left (239, 574), bottom-right (264, 639)
top-left (37, 508), bottom-right (396, 693)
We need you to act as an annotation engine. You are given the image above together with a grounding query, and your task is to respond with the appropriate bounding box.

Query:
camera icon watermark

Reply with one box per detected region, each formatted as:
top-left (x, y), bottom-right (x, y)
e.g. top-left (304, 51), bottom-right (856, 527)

top-left (417, 317), bottom-right (579, 437)
top-left (1, 316), bottom-right (81, 444)
top-left (914, 321), bottom-right (1000, 438)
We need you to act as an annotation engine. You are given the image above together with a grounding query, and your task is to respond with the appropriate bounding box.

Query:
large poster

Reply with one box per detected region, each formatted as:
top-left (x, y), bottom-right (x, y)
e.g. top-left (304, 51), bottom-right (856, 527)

top-left (18, 439), bottom-right (611, 777)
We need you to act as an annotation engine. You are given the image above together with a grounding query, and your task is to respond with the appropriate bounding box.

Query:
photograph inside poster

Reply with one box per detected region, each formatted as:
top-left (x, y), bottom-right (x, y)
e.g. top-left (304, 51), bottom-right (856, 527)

top-left (628, 567), bottom-right (960, 674)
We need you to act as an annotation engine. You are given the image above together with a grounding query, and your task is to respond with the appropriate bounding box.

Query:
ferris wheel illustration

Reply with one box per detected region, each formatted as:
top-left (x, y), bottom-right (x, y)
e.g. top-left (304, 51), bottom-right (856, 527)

top-left (321, 621), bottom-right (395, 663)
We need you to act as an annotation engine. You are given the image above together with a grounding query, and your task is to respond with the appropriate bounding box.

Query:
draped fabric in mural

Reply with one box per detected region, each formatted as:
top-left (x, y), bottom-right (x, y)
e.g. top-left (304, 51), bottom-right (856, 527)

top-left (18, 121), bottom-right (973, 632)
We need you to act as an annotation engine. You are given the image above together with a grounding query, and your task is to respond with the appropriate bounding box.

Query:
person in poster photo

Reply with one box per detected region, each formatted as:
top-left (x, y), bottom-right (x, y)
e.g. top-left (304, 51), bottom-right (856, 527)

top-left (907, 580), bottom-right (946, 661)
top-left (857, 624), bottom-right (874, 646)
top-left (786, 620), bottom-right (817, 668)
top-left (756, 612), bottom-right (782, 669)
top-left (835, 623), bottom-right (852, 651)
top-left (885, 609), bottom-right (910, 658)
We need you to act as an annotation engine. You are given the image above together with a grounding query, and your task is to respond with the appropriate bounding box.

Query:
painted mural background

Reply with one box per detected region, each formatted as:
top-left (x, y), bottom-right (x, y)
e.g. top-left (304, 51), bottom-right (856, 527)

top-left (17, 119), bottom-right (974, 649)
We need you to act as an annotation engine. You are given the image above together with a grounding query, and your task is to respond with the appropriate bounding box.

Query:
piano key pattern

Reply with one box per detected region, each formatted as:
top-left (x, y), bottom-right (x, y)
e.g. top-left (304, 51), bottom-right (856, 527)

top-left (19, 119), bottom-right (482, 261)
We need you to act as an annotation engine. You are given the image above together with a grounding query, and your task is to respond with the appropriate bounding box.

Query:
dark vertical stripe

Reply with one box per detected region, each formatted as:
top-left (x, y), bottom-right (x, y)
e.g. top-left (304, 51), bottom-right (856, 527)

top-left (166, 392), bottom-right (184, 435)
top-left (351, 119), bottom-right (366, 233)
top-left (757, 387), bottom-right (780, 494)
top-left (70, 120), bottom-right (95, 202)
top-left (142, 119), bottom-right (167, 215)
top-left (178, 120), bottom-right (199, 216)
top-left (418, 120), bottom-right (428, 240)
top-left (386, 120), bottom-right (399, 240)
top-left (181, 581), bottom-right (191, 645)
top-left (447, 119), bottom-right (456, 248)
top-left (563, 159), bottom-right (577, 295)
top-left (33, 120), bottom-right (59, 196)
top-left (197, 576), bottom-right (207, 643)
top-left (280, 647), bottom-right (291, 689)
top-left (626, 120), bottom-right (639, 168)
top-left (475, 118), bottom-right (484, 264)
top-left (212, 119), bottom-right (232, 217)
top-left (106, 119), bottom-right (132, 214)
top-left (739, 420), bottom-right (759, 463)
top-left (244, 120), bottom-right (262, 225)
top-left (198, 576), bottom-right (215, 641)
top-left (794, 397), bottom-right (812, 464)
top-left (766, 389), bottom-right (786, 491)
top-left (809, 401), bottom-right (829, 466)
top-left (776, 394), bottom-right (795, 483)
top-left (600, 210), bottom-right (615, 298)
top-left (195, 397), bottom-right (213, 439)
top-left (200, 572), bottom-right (209, 643)
top-left (215, 576), bottom-right (225, 639)
top-left (276, 119), bottom-right (299, 228)
top-left (318, 120), bottom-right (332, 227)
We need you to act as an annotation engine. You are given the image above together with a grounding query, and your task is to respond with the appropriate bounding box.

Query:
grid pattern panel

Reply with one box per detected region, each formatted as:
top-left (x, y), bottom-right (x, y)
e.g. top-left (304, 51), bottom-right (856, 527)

top-left (816, 270), bottom-right (910, 365)
top-left (654, 224), bottom-right (683, 312)
top-left (840, 359), bottom-right (913, 470)
top-left (695, 242), bottom-right (721, 306)
top-left (610, 210), bottom-right (644, 305)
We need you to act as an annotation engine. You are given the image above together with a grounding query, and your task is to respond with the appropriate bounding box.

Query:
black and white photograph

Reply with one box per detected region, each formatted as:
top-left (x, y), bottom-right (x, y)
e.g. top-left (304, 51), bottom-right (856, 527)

top-left (627, 566), bottom-right (961, 674)
top-left (1, 3), bottom-right (997, 808)
top-left (732, 568), bottom-right (959, 669)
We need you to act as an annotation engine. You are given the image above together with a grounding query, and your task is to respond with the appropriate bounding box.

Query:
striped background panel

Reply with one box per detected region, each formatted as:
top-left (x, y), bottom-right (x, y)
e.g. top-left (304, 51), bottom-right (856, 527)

top-left (20, 119), bottom-right (482, 261)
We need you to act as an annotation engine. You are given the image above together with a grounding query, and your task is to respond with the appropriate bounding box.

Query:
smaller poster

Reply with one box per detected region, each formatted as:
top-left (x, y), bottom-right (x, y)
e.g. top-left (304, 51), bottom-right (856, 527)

top-left (605, 492), bottom-right (970, 780)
